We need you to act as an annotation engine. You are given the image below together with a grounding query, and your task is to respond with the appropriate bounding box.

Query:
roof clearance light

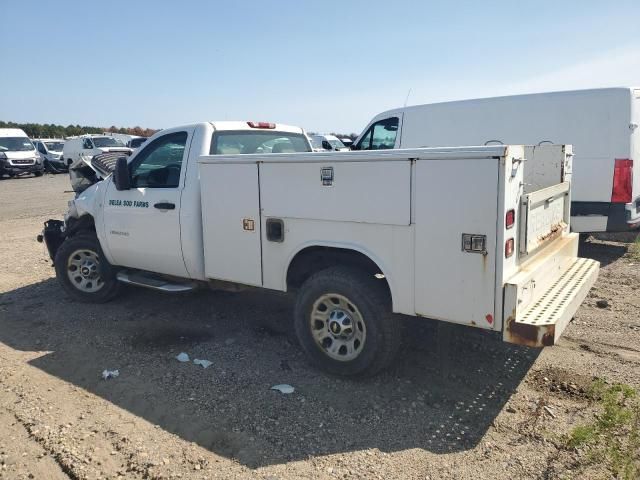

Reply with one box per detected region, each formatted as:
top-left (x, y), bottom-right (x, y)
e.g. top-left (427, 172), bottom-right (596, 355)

top-left (247, 121), bottom-right (276, 129)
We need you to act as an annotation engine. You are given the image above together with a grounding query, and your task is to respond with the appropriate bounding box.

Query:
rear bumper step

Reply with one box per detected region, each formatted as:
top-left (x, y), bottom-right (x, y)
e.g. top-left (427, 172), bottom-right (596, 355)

top-left (504, 257), bottom-right (599, 347)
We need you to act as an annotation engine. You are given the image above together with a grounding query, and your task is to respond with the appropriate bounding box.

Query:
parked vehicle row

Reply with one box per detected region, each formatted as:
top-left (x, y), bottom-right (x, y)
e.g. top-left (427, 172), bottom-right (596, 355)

top-left (0, 131), bottom-right (153, 179)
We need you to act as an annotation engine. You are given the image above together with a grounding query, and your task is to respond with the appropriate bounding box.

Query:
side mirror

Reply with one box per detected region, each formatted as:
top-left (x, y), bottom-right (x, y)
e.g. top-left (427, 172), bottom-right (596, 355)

top-left (113, 157), bottom-right (131, 190)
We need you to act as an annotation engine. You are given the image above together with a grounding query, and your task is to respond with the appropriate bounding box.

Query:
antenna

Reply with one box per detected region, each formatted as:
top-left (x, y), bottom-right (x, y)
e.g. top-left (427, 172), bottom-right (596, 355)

top-left (404, 88), bottom-right (412, 107)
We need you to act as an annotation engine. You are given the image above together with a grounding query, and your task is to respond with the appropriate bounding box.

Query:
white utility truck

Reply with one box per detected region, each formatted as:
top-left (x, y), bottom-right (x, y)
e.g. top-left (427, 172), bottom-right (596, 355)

top-left (352, 87), bottom-right (640, 233)
top-left (40, 121), bottom-right (599, 376)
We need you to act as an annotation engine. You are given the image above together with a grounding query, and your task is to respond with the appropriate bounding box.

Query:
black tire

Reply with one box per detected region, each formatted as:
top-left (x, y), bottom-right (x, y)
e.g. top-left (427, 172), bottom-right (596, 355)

top-left (34, 170), bottom-right (43, 177)
top-left (54, 233), bottom-right (121, 303)
top-left (294, 266), bottom-right (402, 376)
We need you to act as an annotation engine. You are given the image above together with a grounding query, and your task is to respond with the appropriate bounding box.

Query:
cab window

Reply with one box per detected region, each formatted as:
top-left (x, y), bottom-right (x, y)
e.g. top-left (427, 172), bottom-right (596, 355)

top-left (129, 132), bottom-right (187, 188)
top-left (82, 138), bottom-right (94, 149)
top-left (36, 142), bottom-right (47, 154)
top-left (210, 131), bottom-right (311, 154)
top-left (354, 117), bottom-right (399, 150)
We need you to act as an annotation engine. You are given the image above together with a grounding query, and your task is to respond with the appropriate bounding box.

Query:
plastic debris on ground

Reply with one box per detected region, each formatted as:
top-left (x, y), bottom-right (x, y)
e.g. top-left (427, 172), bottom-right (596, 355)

top-left (175, 352), bottom-right (190, 362)
top-left (193, 359), bottom-right (212, 369)
top-left (101, 369), bottom-right (119, 380)
top-left (271, 384), bottom-right (295, 394)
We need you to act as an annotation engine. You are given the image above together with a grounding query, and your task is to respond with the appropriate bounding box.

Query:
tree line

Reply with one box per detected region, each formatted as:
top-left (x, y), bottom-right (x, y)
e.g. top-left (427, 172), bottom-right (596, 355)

top-left (0, 121), bottom-right (157, 139)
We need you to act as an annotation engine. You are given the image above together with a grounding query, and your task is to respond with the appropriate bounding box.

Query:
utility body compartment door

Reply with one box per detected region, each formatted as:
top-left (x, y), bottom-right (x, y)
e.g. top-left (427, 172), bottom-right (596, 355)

top-left (414, 158), bottom-right (498, 328)
top-left (199, 162), bottom-right (262, 286)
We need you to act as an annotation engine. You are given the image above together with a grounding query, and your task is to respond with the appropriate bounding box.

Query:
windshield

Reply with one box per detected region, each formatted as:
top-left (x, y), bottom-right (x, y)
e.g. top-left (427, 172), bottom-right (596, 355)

top-left (210, 131), bottom-right (311, 154)
top-left (328, 139), bottom-right (345, 149)
top-left (92, 137), bottom-right (125, 148)
top-left (0, 137), bottom-right (35, 152)
top-left (44, 141), bottom-right (65, 152)
top-left (129, 137), bottom-right (147, 148)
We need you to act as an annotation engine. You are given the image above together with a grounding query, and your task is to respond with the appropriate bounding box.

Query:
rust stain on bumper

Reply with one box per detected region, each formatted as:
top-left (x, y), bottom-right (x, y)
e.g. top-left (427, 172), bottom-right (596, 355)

top-left (504, 315), bottom-right (555, 348)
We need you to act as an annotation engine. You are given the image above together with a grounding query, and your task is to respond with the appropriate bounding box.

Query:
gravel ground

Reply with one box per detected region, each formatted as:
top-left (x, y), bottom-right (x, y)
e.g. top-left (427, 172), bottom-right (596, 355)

top-left (0, 174), bottom-right (638, 479)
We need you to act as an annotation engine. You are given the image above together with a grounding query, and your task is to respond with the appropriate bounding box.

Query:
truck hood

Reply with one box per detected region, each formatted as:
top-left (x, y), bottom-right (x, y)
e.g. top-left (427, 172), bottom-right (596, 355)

top-left (69, 152), bottom-right (128, 194)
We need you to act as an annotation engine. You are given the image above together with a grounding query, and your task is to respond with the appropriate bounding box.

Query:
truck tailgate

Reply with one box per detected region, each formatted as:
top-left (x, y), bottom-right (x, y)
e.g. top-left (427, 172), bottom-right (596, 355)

top-left (519, 182), bottom-right (571, 255)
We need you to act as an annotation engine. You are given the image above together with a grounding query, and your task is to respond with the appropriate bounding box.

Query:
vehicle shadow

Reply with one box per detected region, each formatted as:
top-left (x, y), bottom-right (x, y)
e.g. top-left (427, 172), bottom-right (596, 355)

top-left (0, 278), bottom-right (539, 468)
top-left (579, 237), bottom-right (631, 267)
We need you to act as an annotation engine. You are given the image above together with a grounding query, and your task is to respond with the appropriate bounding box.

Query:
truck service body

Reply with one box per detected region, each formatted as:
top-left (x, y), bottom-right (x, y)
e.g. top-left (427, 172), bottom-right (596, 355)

top-left (353, 87), bottom-right (640, 233)
top-left (42, 121), bottom-right (599, 376)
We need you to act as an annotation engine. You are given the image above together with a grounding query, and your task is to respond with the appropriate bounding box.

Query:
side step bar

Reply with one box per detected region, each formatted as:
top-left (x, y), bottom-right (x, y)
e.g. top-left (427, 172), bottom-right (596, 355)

top-left (116, 270), bottom-right (197, 292)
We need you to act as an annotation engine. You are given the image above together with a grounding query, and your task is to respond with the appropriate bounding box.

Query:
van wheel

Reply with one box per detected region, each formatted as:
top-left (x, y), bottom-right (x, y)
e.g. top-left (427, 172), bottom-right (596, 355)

top-left (294, 267), bottom-right (401, 376)
top-left (54, 234), bottom-right (121, 303)
top-left (34, 171), bottom-right (43, 177)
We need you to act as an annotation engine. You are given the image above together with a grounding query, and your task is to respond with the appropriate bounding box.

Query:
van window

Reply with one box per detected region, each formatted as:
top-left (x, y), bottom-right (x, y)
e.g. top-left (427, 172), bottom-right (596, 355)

top-left (93, 137), bottom-right (125, 148)
top-left (0, 137), bottom-right (35, 152)
top-left (210, 131), bottom-right (311, 154)
top-left (354, 117), bottom-right (399, 150)
top-left (36, 142), bottom-right (47, 154)
top-left (44, 141), bottom-right (65, 151)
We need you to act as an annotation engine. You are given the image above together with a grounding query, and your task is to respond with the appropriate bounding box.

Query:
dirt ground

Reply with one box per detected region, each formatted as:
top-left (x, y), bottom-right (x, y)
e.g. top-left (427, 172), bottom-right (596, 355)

top-left (0, 174), bottom-right (638, 480)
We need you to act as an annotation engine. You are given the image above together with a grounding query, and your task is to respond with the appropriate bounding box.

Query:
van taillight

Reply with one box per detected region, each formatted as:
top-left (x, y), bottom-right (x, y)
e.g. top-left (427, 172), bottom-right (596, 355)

top-left (505, 209), bottom-right (515, 229)
top-left (505, 238), bottom-right (514, 258)
top-left (611, 159), bottom-right (633, 203)
top-left (247, 121), bottom-right (276, 129)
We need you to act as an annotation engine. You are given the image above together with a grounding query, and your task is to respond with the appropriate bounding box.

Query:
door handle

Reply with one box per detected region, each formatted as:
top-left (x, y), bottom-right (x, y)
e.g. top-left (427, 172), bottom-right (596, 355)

top-left (154, 202), bottom-right (175, 210)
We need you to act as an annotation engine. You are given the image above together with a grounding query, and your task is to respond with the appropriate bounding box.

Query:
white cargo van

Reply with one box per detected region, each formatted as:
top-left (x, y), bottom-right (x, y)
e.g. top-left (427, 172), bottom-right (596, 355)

top-left (33, 139), bottom-right (67, 173)
top-left (352, 87), bottom-right (640, 233)
top-left (0, 128), bottom-right (44, 178)
top-left (310, 134), bottom-right (349, 152)
top-left (39, 120), bottom-right (598, 376)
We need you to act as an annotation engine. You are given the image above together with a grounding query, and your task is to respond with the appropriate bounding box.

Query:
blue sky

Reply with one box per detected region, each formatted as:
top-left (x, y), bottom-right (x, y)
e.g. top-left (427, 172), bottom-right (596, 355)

top-left (1, 0), bottom-right (639, 133)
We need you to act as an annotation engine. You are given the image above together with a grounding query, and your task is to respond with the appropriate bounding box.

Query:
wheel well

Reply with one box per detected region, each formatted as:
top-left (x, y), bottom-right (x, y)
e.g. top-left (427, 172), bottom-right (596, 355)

top-left (286, 246), bottom-right (392, 301)
top-left (66, 214), bottom-right (96, 236)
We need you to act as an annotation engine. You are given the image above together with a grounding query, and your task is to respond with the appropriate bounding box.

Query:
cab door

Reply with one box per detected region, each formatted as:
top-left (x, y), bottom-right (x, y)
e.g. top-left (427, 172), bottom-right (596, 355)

top-left (102, 128), bottom-right (194, 277)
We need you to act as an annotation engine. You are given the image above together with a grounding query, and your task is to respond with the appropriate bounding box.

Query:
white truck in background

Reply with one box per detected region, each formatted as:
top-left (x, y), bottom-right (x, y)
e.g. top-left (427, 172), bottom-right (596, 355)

top-left (352, 87), bottom-right (640, 233)
top-left (63, 134), bottom-right (132, 168)
top-left (40, 121), bottom-right (599, 376)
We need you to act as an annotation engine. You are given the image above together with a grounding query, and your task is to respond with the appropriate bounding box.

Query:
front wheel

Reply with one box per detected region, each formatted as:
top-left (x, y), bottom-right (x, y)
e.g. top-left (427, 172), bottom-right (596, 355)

top-left (54, 234), bottom-right (121, 303)
top-left (294, 267), bottom-right (402, 376)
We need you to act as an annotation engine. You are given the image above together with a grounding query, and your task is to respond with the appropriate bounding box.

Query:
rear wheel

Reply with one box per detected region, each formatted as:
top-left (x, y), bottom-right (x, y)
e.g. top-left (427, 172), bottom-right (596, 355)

top-left (54, 234), bottom-right (121, 303)
top-left (294, 267), bottom-right (401, 376)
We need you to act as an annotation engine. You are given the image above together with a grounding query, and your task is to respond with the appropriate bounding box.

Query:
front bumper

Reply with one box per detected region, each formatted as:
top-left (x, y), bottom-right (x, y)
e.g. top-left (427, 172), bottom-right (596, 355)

top-left (37, 219), bottom-right (66, 262)
top-left (625, 197), bottom-right (640, 229)
top-left (0, 161), bottom-right (44, 175)
top-left (45, 159), bottom-right (68, 172)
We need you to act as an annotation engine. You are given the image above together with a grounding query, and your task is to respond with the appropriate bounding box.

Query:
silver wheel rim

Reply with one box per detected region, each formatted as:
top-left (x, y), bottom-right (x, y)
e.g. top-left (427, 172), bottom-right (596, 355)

top-left (66, 248), bottom-right (104, 293)
top-left (310, 293), bottom-right (367, 362)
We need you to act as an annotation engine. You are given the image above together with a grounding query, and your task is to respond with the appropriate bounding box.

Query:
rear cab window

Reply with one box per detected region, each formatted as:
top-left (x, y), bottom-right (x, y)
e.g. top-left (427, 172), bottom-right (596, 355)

top-left (210, 131), bottom-right (311, 155)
